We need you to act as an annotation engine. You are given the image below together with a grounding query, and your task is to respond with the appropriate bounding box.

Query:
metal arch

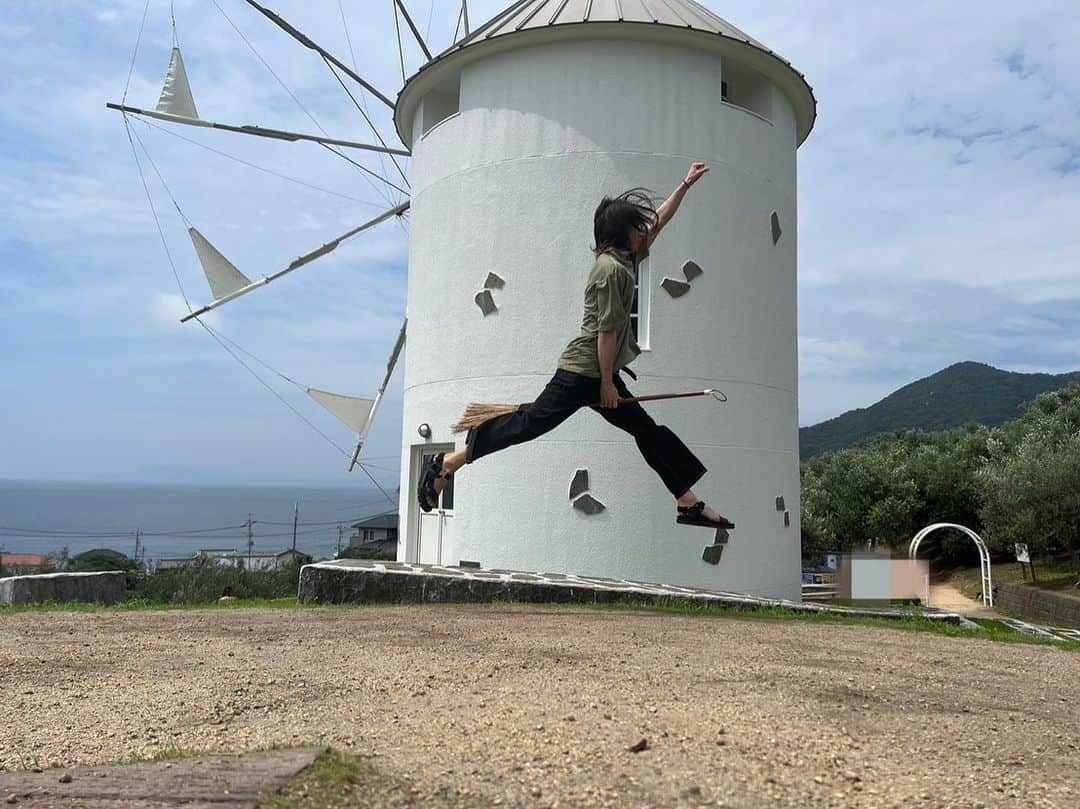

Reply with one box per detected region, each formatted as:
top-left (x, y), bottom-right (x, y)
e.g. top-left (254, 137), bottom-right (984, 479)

top-left (908, 523), bottom-right (994, 608)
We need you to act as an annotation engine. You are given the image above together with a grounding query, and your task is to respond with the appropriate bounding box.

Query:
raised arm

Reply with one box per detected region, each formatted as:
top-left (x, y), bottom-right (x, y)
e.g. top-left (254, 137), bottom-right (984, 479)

top-left (647, 162), bottom-right (709, 248)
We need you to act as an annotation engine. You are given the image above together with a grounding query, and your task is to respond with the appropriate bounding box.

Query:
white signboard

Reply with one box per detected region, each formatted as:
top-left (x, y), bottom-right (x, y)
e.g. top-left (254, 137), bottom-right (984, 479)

top-left (1014, 543), bottom-right (1030, 564)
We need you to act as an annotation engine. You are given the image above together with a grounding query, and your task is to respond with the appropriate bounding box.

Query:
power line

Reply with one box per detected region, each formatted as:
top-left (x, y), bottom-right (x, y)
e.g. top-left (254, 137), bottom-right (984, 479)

top-left (207, 0), bottom-right (395, 204)
top-left (336, 0), bottom-right (399, 199)
top-left (197, 320), bottom-right (354, 459)
top-left (130, 122), bottom-right (193, 227)
top-left (320, 59), bottom-right (410, 192)
top-left (117, 129), bottom-right (384, 471)
top-left (115, 7), bottom-right (405, 503)
top-left (209, 0), bottom-right (328, 138)
top-left (123, 113), bottom-right (193, 311)
top-left (0, 513), bottom-right (398, 541)
top-left (136, 117), bottom-right (385, 207)
top-left (122, 0), bottom-right (153, 105)
top-left (393, 0), bottom-right (407, 85)
top-left (321, 142), bottom-right (409, 197)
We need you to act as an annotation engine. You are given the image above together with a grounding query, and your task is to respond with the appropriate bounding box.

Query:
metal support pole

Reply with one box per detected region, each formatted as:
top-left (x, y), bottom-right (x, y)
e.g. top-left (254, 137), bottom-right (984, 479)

top-left (243, 0), bottom-right (397, 110)
top-left (181, 201), bottom-right (410, 322)
top-left (106, 103), bottom-right (410, 155)
top-left (292, 501), bottom-right (299, 553)
top-left (394, 1), bottom-right (434, 61)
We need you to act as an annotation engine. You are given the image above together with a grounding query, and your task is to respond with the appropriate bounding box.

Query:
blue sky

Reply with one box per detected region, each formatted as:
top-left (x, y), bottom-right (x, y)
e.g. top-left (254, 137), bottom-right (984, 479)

top-left (1, 0), bottom-right (1077, 486)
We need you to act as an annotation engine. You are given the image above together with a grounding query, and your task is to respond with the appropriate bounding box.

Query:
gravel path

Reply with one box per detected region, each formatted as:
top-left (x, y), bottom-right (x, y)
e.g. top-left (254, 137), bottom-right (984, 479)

top-left (928, 584), bottom-right (999, 618)
top-left (2, 605), bottom-right (1077, 808)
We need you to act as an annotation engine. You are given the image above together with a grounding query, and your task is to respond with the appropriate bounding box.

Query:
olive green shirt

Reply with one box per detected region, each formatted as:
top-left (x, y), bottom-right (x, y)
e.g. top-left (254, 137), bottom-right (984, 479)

top-left (557, 249), bottom-right (645, 379)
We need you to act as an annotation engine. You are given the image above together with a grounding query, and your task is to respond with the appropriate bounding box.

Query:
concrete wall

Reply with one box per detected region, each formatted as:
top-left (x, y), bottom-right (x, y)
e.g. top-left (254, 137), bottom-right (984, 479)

top-left (0, 571), bottom-right (126, 606)
top-left (399, 34), bottom-right (803, 599)
top-left (997, 582), bottom-right (1080, 629)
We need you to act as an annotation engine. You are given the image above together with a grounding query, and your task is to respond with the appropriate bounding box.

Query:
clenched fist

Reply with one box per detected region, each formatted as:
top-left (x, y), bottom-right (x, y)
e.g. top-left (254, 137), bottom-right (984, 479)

top-left (683, 162), bottom-right (710, 188)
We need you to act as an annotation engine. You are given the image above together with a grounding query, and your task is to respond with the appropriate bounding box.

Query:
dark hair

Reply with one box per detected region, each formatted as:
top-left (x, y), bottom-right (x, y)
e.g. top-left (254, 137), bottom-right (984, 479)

top-left (593, 188), bottom-right (658, 255)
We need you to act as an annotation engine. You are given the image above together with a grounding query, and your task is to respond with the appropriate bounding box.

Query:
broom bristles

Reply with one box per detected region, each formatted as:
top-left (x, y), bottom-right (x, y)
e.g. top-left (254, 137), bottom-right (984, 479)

top-left (451, 402), bottom-right (526, 434)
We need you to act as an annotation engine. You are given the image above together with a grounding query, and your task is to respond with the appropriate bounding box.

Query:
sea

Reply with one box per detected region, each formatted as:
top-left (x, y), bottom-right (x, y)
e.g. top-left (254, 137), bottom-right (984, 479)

top-left (0, 480), bottom-right (398, 564)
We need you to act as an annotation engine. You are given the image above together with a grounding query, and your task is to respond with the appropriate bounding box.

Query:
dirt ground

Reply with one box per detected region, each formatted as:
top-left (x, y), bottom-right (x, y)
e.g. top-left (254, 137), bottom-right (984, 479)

top-left (928, 584), bottom-right (999, 619)
top-left (1, 605), bottom-right (1077, 808)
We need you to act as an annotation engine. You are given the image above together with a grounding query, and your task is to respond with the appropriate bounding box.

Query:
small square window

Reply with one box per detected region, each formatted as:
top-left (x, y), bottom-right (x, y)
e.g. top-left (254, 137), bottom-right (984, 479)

top-left (421, 76), bottom-right (461, 136)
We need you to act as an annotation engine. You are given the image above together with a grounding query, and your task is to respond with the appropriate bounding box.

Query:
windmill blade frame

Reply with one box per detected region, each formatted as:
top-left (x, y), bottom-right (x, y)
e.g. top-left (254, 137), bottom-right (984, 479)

top-left (106, 103), bottom-right (411, 156)
top-left (347, 318), bottom-right (408, 471)
top-left (179, 201), bottom-right (410, 322)
top-left (242, 0), bottom-right (397, 110)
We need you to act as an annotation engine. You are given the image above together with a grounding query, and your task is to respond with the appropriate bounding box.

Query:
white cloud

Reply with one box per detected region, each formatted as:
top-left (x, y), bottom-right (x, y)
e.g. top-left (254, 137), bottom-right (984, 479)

top-left (1, 1), bottom-right (1078, 482)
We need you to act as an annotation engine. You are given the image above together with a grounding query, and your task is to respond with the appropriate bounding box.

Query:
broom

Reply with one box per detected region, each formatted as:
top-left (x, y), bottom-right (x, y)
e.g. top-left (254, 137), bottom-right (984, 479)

top-left (452, 389), bottom-right (727, 434)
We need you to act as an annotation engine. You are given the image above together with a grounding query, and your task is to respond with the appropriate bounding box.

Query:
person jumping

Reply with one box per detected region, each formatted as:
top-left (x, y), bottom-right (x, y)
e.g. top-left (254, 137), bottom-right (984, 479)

top-left (419, 162), bottom-right (734, 532)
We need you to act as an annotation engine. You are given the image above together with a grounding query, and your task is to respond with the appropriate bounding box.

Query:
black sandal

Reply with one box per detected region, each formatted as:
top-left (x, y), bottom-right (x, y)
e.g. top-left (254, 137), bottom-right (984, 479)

top-left (417, 452), bottom-right (452, 513)
top-left (677, 501), bottom-right (735, 530)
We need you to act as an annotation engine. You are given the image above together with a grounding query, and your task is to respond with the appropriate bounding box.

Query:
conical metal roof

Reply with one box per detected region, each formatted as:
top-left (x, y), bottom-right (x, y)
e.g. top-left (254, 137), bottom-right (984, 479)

top-left (398, 0), bottom-right (816, 146)
top-left (456, 0), bottom-right (769, 53)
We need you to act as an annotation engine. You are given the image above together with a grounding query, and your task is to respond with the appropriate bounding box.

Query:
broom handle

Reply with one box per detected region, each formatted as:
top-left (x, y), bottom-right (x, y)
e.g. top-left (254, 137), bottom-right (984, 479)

top-left (605, 390), bottom-right (716, 406)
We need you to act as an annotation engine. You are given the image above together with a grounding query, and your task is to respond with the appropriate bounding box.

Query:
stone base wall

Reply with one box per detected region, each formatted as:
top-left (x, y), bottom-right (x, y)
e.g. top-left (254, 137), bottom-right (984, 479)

top-left (996, 581), bottom-right (1080, 629)
top-left (296, 560), bottom-right (969, 626)
top-left (0, 571), bottom-right (126, 606)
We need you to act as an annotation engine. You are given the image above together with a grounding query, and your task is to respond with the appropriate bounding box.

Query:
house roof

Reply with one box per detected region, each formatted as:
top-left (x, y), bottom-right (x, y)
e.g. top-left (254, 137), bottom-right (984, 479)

top-left (352, 513), bottom-right (399, 530)
top-left (396, 0), bottom-right (816, 146)
top-left (1, 554), bottom-right (55, 567)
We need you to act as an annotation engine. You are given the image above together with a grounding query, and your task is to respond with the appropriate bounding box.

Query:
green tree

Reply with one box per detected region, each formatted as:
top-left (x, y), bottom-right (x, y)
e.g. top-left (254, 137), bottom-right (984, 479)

top-left (66, 552), bottom-right (141, 574)
top-left (800, 437), bottom-right (921, 552)
top-left (978, 383), bottom-right (1080, 580)
top-left (801, 382), bottom-right (1080, 579)
top-left (67, 552), bottom-right (143, 590)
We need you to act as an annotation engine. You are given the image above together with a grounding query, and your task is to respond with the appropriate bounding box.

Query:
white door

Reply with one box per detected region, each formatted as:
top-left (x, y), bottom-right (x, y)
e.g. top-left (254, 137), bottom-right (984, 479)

top-left (415, 446), bottom-right (455, 565)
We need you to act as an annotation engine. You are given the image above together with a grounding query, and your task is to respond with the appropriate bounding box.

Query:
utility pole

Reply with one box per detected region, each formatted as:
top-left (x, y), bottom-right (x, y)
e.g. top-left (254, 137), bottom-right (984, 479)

top-left (292, 501), bottom-right (299, 554)
top-left (337, 525), bottom-right (343, 556)
top-left (247, 513), bottom-right (254, 568)
top-left (134, 529), bottom-right (141, 565)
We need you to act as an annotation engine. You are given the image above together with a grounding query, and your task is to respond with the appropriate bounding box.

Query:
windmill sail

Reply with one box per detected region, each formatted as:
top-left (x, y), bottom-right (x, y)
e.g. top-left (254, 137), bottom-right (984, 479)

top-left (189, 228), bottom-right (251, 300)
top-left (307, 389), bottom-right (376, 434)
top-left (179, 201), bottom-right (410, 323)
top-left (157, 48), bottom-right (198, 119)
top-left (346, 318), bottom-right (406, 471)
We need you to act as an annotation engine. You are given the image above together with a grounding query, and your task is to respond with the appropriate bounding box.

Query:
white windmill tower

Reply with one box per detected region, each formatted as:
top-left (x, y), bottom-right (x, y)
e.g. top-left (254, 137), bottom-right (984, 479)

top-left (111, 1), bottom-right (815, 600)
top-left (395, 0), bottom-right (815, 599)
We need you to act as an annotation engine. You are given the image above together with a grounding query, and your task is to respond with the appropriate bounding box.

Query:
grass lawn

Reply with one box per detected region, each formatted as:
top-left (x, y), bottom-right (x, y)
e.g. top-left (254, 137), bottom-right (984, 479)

top-left (0, 597), bottom-right (300, 613)
top-left (257, 748), bottom-right (485, 809)
top-left (4, 597), bottom-right (1078, 652)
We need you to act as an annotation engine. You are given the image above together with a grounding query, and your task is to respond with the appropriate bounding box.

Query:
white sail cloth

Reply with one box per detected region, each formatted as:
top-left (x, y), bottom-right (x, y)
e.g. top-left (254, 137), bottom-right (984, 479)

top-left (157, 48), bottom-right (198, 119)
top-left (307, 389), bottom-right (376, 434)
top-left (188, 228), bottom-right (251, 300)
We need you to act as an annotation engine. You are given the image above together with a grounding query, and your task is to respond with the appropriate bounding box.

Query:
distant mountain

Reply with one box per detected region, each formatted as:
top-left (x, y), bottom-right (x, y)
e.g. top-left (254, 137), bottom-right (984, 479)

top-left (800, 362), bottom-right (1080, 460)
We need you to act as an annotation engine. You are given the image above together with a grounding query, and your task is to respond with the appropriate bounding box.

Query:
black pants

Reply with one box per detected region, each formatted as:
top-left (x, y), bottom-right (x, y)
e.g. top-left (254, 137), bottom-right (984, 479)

top-left (465, 369), bottom-right (706, 499)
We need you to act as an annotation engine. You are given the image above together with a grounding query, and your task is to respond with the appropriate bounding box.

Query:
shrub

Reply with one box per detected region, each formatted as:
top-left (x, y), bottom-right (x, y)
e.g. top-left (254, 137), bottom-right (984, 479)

top-left (336, 547), bottom-right (397, 561)
top-left (132, 557), bottom-right (311, 605)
